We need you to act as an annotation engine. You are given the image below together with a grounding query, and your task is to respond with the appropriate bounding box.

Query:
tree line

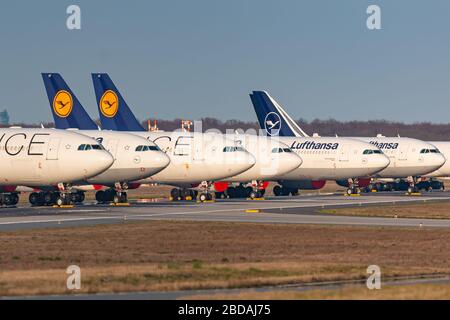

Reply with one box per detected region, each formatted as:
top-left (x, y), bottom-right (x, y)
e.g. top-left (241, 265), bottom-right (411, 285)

top-left (3, 118), bottom-right (450, 141)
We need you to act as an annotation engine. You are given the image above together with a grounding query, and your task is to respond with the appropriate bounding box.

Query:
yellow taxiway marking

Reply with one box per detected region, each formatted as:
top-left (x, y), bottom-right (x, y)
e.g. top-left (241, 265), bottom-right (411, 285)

top-left (245, 209), bottom-right (261, 213)
top-left (110, 203), bottom-right (131, 206)
top-left (246, 198), bottom-right (265, 201)
top-left (405, 193), bottom-right (422, 196)
top-left (52, 205), bottom-right (74, 208)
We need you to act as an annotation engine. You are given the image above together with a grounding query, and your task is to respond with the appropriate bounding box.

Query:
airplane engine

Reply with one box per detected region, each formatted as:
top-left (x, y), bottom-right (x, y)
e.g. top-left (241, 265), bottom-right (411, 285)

top-left (280, 180), bottom-right (326, 190)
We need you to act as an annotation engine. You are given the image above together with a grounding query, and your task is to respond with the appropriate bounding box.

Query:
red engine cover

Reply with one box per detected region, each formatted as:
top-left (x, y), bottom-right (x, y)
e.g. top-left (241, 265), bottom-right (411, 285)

top-left (311, 180), bottom-right (326, 190)
top-left (127, 183), bottom-right (141, 190)
top-left (358, 178), bottom-right (372, 188)
top-left (1, 185), bottom-right (17, 193)
top-left (259, 181), bottom-right (270, 190)
top-left (213, 182), bottom-right (229, 192)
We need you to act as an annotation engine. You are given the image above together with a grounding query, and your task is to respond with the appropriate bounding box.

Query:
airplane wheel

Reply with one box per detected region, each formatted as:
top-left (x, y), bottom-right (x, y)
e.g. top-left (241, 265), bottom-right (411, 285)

top-left (180, 189), bottom-right (190, 200)
top-left (44, 192), bottom-right (54, 206)
top-left (3, 194), bottom-right (13, 206)
top-left (249, 191), bottom-right (257, 199)
top-left (273, 185), bottom-right (281, 196)
top-left (120, 193), bottom-right (128, 203)
top-left (56, 197), bottom-right (65, 206)
top-left (78, 192), bottom-right (85, 203)
top-left (207, 193), bottom-right (213, 201)
top-left (29, 192), bottom-right (41, 206)
top-left (227, 187), bottom-right (236, 198)
top-left (199, 193), bottom-right (208, 202)
top-left (95, 190), bottom-right (105, 203)
top-left (11, 194), bottom-right (19, 206)
top-left (113, 195), bottom-right (120, 204)
top-left (170, 188), bottom-right (180, 200)
top-left (245, 187), bottom-right (253, 198)
top-left (346, 188), bottom-right (353, 195)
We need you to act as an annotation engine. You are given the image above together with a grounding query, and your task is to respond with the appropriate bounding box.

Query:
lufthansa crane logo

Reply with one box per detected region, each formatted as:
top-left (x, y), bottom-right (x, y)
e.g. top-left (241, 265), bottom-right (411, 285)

top-left (100, 90), bottom-right (119, 118)
top-left (53, 90), bottom-right (73, 118)
top-left (264, 112), bottom-right (281, 136)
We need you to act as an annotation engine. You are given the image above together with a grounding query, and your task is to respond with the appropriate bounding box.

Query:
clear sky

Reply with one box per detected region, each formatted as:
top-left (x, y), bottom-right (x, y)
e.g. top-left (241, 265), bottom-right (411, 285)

top-left (1, 0), bottom-right (450, 124)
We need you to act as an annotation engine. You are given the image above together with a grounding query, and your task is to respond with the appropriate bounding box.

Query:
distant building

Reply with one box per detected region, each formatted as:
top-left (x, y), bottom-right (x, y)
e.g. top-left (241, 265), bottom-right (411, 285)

top-left (0, 110), bottom-right (9, 126)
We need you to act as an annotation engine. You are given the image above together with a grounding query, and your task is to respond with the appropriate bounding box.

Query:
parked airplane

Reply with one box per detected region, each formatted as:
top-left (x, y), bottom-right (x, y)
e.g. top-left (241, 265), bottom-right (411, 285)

top-left (250, 91), bottom-right (446, 195)
top-left (42, 73), bottom-right (171, 204)
top-left (92, 74), bottom-right (389, 198)
top-left (0, 128), bottom-right (114, 206)
top-left (91, 74), bottom-right (304, 199)
top-left (91, 73), bottom-right (264, 201)
top-left (216, 133), bottom-right (303, 198)
top-left (41, 73), bottom-right (256, 202)
top-left (423, 141), bottom-right (450, 179)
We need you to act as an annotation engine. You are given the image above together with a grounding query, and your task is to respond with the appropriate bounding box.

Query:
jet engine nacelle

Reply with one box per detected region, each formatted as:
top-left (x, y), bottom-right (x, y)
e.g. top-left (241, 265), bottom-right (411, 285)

top-left (280, 180), bottom-right (326, 190)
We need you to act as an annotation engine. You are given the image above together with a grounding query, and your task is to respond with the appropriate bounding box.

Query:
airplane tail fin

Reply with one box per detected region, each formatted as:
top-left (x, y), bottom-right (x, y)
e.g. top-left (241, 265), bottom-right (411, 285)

top-left (250, 91), bottom-right (309, 137)
top-left (91, 73), bottom-right (146, 131)
top-left (42, 73), bottom-right (98, 130)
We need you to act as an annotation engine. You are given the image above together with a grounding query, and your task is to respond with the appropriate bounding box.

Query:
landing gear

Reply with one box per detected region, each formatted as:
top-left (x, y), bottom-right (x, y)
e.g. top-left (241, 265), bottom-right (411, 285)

top-left (113, 193), bottom-right (127, 204)
top-left (248, 190), bottom-right (262, 200)
top-left (29, 192), bottom-right (43, 206)
top-left (198, 193), bottom-right (212, 202)
top-left (0, 193), bottom-right (19, 206)
top-left (197, 181), bottom-right (214, 202)
top-left (406, 176), bottom-right (420, 195)
top-left (56, 195), bottom-right (70, 206)
top-left (346, 178), bottom-right (361, 195)
top-left (29, 190), bottom-right (85, 206)
top-left (95, 188), bottom-right (128, 204)
top-left (170, 188), bottom-right (197, 201)
top-left (220, 182), bottom-right (267, 199)
top-left (273, 185), bottom-right (299, 197)
top-left (247, 181), bottom-right (266, 199)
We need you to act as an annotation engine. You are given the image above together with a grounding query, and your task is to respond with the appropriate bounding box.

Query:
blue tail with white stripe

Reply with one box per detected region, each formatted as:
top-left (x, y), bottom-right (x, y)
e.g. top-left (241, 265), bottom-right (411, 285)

top-left (250, 91), bottom-right (309, 137)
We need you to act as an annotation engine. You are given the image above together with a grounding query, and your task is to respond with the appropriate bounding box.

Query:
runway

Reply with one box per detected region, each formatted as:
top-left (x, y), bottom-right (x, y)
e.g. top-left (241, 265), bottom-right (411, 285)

top-left (1, 192), bottom-right (450, 231)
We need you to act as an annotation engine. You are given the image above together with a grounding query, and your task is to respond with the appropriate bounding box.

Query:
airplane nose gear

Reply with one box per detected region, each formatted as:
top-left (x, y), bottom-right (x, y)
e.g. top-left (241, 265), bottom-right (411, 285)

top-left (406, 176), bottom-right (421, 195)
top-left (113, 182), bottom-right (129, 204)
top-left (346, 178), bottom-right (361, 196)
top-left (197, 181), bottom-right (214, 202)
top-left (248, 181), bottom-right (265, 200)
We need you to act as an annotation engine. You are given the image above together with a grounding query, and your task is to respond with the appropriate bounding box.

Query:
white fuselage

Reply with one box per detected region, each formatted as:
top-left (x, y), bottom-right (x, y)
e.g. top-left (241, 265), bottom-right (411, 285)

top-left (221, 134), bottom-right (302, 182)
top-left (68, 130), bottom-right (170, 185)
top-left (273, 137), bottom-right (390, 180)
top-left (130, 131), bottom-right (256, 187)
top-left (0, 128), bottom-right (113, 186)
top-left (354, 137), bottom-right (446, 178)
top-left (424, 141), bottom-right (450, 177)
